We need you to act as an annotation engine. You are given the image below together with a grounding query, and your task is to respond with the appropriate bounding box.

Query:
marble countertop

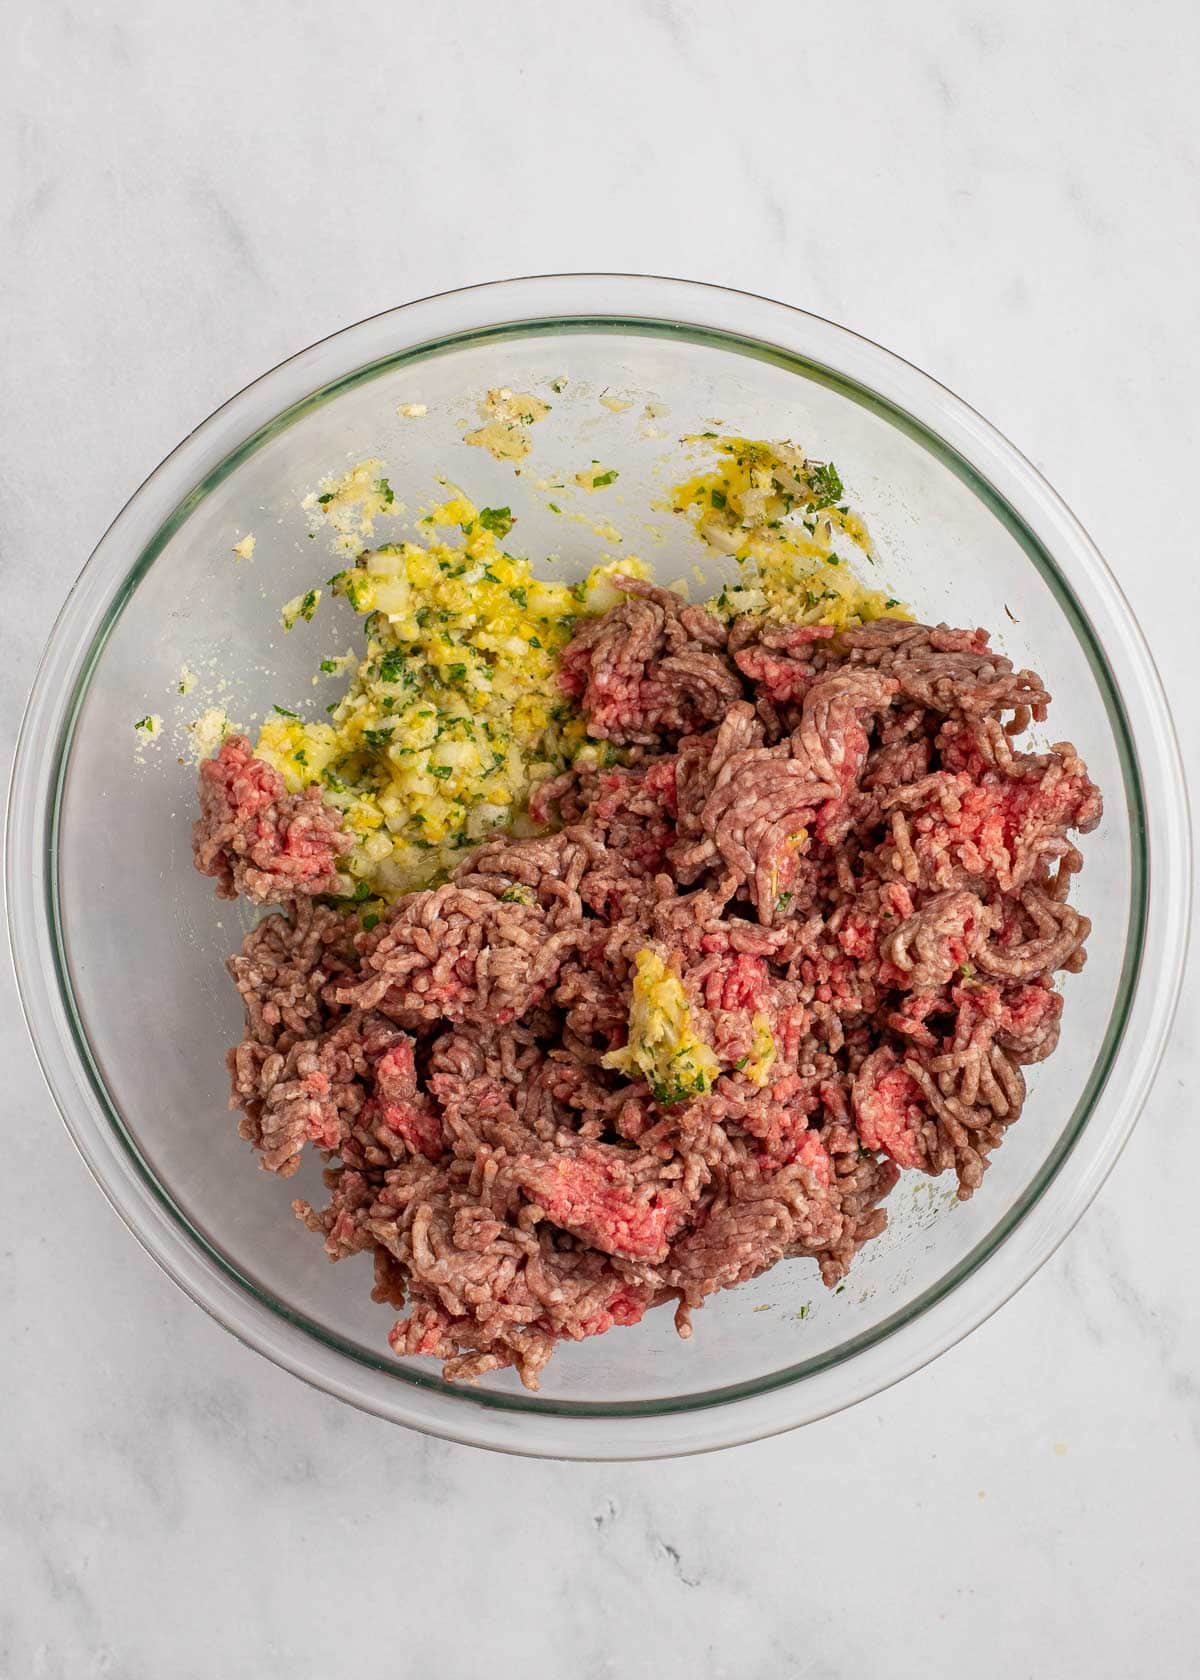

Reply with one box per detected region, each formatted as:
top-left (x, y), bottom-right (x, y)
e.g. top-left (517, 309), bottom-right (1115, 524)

top-left (4, 1), bottom-right (1198, 1674)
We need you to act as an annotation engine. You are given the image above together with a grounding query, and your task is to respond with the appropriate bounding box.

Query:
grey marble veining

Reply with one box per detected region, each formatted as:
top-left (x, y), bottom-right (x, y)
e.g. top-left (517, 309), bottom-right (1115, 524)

top-left (3, 1), bottom-right (1198, 1675)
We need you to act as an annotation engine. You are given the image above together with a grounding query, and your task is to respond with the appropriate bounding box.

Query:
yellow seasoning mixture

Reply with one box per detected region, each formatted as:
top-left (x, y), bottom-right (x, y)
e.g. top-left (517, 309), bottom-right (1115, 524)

top-left (603, 947), bottom-right (722, 1106)
top-left (255, 484), bottom-right (644, 898)
top-left (672, 436), bottom-right (907, 629)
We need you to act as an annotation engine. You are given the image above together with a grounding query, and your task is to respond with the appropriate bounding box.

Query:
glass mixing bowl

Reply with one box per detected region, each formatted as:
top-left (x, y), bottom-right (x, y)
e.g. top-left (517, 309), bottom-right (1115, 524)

top-left (7, 276), bottom-right (1190, 1459)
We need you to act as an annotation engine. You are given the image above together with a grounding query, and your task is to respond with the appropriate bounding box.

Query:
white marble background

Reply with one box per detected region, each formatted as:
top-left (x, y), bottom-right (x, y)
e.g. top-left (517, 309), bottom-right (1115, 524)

top-left (3, 1), bottom-right (1198, 1675)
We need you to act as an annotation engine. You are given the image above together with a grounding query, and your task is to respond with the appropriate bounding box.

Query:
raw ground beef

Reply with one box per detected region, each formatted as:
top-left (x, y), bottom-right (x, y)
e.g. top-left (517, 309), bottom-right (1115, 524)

top-left (195, 734), bottom-right (351, 903)
top-left (196, 580), bottom-right (1101, 1388)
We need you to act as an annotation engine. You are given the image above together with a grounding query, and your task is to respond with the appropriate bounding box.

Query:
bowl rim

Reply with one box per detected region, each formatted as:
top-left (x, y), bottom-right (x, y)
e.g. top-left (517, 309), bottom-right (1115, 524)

top-left (7, 273), bottom-right (1192, 1459)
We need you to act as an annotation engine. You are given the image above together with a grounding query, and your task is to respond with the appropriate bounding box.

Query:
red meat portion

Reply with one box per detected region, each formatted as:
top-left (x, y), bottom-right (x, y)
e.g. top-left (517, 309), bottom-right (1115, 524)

top-left (701, 952), bottom-right (770, 1013)
top-left (852, 1049), bottom-right (928, 1171)
top-left (573, 1286), bottom-right (654, 1340)
top-left (642, 756), bottom-right (680, 818)
top-left (733, 624), bottom-right (836, 704)
top-left (892, 761), bottom-right (1101, 892)
top-left (373, 1041), bottom-right (445, 1159)
top-left (514, 1146), bottom-right (685, 1262)
top-left (297, 1068), bottom-right (342, 1151)
top-left (792, 1128), bottom-right (834, 1188)
top-left (193, 735), bottom-right (349, 903)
